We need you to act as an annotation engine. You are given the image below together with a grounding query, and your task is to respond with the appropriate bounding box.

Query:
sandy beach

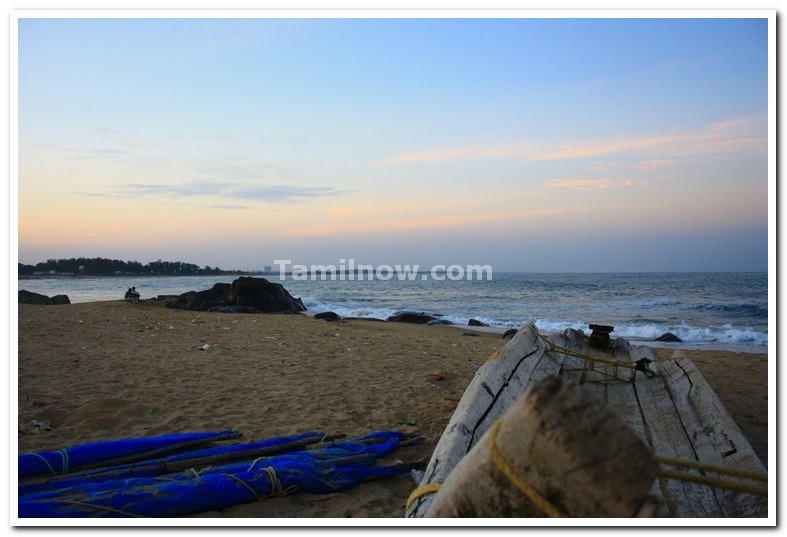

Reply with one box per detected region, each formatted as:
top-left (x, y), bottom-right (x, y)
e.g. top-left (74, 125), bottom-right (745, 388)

top-left (16, 300), bottom-right (769, 519)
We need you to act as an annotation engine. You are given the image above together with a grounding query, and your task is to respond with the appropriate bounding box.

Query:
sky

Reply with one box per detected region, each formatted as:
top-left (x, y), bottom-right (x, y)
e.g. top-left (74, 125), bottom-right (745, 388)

top-left (14, 12), bottom-right (773, 273)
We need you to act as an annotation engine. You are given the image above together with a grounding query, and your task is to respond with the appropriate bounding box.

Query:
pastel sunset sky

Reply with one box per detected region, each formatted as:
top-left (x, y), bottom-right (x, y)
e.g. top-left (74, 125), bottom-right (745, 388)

top-left (15, 12), bottom-right (773, 272)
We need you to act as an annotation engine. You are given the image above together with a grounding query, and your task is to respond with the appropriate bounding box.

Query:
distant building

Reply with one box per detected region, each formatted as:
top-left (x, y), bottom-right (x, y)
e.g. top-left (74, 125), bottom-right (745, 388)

top-left (264, 265), bottom-right (272, 273)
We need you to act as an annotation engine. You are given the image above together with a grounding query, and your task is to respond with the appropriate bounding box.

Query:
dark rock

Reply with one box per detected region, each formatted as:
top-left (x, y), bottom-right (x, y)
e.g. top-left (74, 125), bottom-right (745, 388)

top-left (50, 294), bottom-right (71, 305)
top-left (208, 305), bottom-right (261, 314)
top-left (166, 277), bottom-right (305, 313)
top-left (166, 291), bottom-right (196, 309)
top-left (315, 311), bottom-right (342, 322)
top-left (225, 277), bottom-right (304, 313)
top-left (502, 328), bottom-right (518, 340)
top-left (18, 290), bottom-right (53, 305)
top-left (183, 287), bottom-right (229, 311)
top-left (386, 312), bottom-right (438, 324)
top-left (655, 332), bottom-right (682, 343)
top-left (468, 319), bottom-right (488, 327)
top-left (427, 319), bottom-right (455, 326)
top-left (462, 332), bottom-right (480, 337)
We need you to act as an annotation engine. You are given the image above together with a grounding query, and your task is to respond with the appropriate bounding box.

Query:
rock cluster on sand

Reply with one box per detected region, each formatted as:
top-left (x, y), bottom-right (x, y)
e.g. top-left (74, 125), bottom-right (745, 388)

top-left (18, 290), bottom-right (70, 305)
top-left (314, 311), bottom-right (342, 322)
top-left (166, 276), bottom-right (306, 314)
top-left (656, 332), bottom-right (683, 342)
top-left (386, 312), bottom-right (438, 324)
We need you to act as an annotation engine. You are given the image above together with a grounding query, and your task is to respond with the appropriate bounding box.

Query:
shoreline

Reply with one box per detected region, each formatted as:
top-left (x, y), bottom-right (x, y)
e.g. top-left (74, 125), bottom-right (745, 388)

top-left (16, 300), bottom-right (769, 518)
top-left (313, 311), bottom-right (770, 356)
top-left (17, 294), bottom-right (767, 355)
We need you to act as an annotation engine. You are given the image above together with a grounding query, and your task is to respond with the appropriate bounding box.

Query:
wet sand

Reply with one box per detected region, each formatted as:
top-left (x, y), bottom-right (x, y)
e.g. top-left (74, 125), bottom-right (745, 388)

top-left (16, 300), bottom-right (769, 519)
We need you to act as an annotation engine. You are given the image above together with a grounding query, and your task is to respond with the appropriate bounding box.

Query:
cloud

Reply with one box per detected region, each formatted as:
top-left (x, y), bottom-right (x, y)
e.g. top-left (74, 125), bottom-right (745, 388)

top-left (376, 141), bottom-right (534, 166)
top-left (279, 210), bottom-right (524, 237)
top-left (76, 180), bottom-right (342, 204)
top-left (589, 159), bottom-right (674, 174)
top-left (26, 142), bottom-right (133, 159)
top-left (279, 199), bottom-right (645, 238)
top-left (377, 117), bottom-right (766, 166)
top-left (204, 204), bottom-right (252, 211)
top-left (632, 159), bottom-right (673, 172)
top-left (545, 179), bottom-right (610, 191)
top-left (531, 118), bottom-right (765, 161)
top-left (544, 178), bottom-right (641, 191)
top-left (226, 185), bottom-right (342, 203)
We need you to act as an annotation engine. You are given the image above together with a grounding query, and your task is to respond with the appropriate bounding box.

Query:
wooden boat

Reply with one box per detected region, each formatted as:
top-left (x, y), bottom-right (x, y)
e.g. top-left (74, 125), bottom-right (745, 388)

top-left (405, 322), bottom-right (768, 518)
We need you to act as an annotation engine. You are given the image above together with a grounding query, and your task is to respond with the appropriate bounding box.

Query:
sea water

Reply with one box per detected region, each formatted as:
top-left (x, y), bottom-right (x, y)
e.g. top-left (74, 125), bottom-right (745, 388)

top-left (17, 272), bottom-right (768, 351)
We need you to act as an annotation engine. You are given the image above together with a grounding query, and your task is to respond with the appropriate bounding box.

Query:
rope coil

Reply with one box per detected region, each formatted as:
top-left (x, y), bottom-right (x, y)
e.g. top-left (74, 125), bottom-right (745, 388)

top-left (262, 466), bottom-right (298, 498)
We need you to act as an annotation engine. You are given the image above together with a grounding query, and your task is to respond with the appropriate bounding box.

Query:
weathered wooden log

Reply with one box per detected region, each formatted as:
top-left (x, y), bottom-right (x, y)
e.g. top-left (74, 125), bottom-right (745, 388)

top-left (405, 322), bottom-right (562, 517)
top-left (424, 374), bottom-right (662, 517)
top-left (650, 356), bottom-right (767, 517)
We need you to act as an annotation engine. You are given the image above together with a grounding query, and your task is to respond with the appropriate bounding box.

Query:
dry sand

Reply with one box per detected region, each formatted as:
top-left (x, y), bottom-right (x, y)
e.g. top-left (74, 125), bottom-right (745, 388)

top-left (16, 300), bottom-right (769, 519)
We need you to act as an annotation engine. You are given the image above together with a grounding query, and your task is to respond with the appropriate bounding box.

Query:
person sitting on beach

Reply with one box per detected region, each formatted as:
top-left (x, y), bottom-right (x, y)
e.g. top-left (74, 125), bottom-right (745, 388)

top-left (125, 287), bottom-right (140, 304)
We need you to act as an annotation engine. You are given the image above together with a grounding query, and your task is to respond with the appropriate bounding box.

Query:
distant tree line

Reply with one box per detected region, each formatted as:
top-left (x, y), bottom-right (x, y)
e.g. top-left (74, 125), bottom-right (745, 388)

top-left (18, 257), bottom-right (246, 277)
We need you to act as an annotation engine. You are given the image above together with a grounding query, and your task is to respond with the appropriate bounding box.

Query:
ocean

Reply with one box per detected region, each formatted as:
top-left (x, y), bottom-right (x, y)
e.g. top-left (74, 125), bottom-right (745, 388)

top-left (17, 272), bottom-right (768, 352)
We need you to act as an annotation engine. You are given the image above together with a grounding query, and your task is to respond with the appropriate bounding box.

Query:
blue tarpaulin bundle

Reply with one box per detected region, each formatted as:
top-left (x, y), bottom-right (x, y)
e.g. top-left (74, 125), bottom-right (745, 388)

top-left (18, 430), bottom-right (418, 518)
top-left (19, 431), bottom-right (330, 496)
top-left (19, 430), bottom-right (242, 479)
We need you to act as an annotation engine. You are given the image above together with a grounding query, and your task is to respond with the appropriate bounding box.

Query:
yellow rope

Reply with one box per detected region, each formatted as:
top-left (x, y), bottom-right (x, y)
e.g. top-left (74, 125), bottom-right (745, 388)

top-left (223, 473), bottom-right (260, 499)
top-left (658, 469), bottom-right (767, 497)
top-left (655, 455), bottom-right (768, 497)
top-left (539, 332), bottom-right (768, 498)
top-left (405, 482), bottom-right (441, 511)
top-left (539, 334), bottom-right (639, 382)
top-left (488, 419), bottom-right (565, 518)
top-left (404, 331), bottom-right (764, 516)
top-left (654, 455), bottom-right (767, 482)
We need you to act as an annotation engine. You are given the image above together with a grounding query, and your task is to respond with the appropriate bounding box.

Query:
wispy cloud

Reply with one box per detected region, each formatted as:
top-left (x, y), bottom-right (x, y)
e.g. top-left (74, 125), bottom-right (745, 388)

top-left (228, 185), bottom-right (342, 202)
top-left (532, 118), bottom-right (765, 161)
top-left (632, 159), bottom-right (673, 173)
top-left (26, 142), bottom-right (133, 159)
top-left (76, 180), bottom-right (343, 204)
top-left (204, 204), bottom-right (252, 211)
top-left (280, 210), bottom-right (527, 237)
top-left (544, 178), bottom-right (642, 191)
top-left (375, 141), bottom-right (536, 166)
top-left (279, 199), bottom-right (652, 238)
top-left (590, 159), bottom-right (674, 174)
top-left (377, 117), bottom-right (766, 166)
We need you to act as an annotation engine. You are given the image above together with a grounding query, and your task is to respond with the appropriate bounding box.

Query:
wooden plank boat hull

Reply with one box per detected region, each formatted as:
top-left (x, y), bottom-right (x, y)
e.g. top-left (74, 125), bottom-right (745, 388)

top-left (405, 323), bottom-right (767, 518)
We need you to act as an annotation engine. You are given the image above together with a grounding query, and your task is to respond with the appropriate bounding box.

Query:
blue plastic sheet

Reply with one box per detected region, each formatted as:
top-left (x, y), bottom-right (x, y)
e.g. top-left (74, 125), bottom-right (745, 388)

top-left (19, 430), bottom-right (241, 479)
top-left (19, 431), bottom-right (326, 496)
top-left (19, 431), bottom-right (412, 517)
